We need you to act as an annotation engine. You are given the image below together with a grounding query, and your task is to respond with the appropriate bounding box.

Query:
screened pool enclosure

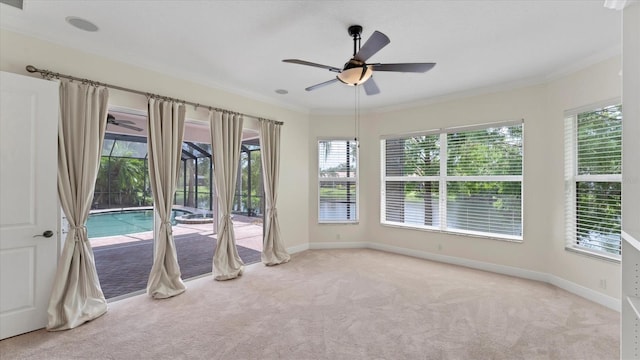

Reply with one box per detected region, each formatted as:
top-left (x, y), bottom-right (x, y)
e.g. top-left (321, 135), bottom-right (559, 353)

top-left (93, 132), bottom-right (264, 217)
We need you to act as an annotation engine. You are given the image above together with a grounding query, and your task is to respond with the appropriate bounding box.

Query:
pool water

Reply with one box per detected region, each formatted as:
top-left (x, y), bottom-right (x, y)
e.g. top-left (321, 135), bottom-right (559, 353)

top-left (87, 209), bottom-right (191, 238)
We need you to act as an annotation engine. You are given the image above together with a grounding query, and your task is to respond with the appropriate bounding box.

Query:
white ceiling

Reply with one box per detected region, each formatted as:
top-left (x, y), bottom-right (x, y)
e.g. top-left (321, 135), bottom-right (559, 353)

top-left (0, 0), bottom-right (622, 115)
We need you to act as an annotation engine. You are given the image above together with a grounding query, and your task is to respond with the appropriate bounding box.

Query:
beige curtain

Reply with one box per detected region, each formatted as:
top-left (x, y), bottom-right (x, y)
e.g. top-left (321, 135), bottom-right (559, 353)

top-left (210, 110), bottom-right (244, 280)
top-left (146, 99), bottom-right (186, 298)
top-left (47, 81), bottom-right (109, 331)
top-left (259, 120), bottom-right (290, 265)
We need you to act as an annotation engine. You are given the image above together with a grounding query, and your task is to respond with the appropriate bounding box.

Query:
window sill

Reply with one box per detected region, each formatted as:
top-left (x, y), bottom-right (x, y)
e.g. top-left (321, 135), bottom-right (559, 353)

top-left (318, 221), bottom-right (359, 225)
top-left (564, 246), bottom-right (621, 263)
top-left (380, 222), bottom-right (523, 243)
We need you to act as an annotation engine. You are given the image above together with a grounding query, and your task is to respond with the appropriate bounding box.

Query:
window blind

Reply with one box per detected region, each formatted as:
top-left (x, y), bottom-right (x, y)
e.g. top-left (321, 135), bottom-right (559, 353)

top-left (446, 127), bottom-right (523, 177)
top-left (381, 122), bottom-right (523, 239)
top-left (565, 104), bottom-right (622, 257)
top-left (446, 125), bottom-right (523, 238)
top-left (382, 135), bottom-right (440, 229)
top-left (318, 140), bottom-right (358, 223)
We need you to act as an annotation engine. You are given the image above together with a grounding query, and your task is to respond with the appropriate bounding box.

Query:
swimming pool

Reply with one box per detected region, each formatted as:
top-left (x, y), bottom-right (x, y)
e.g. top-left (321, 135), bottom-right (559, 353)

top-left (87, 209), bottom-right (191, 238)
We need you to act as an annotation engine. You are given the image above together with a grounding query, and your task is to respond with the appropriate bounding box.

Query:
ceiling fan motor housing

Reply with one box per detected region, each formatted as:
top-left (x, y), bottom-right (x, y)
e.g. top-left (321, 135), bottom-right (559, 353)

top-left (339, 25), bottom-right (370, 86)
top-left (337, 59), bottom-right (372, 86)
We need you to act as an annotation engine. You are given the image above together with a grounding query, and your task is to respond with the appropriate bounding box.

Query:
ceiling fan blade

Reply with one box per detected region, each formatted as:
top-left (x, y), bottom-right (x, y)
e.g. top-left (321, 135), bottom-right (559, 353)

top-left (283, 59), bottom-right (341, 73)
top-left (112, 123), bottom-right (142, 131)
top-left (363, 77), bottom-right (380, 96)
top-left (371, 63), bottom-right (436, 73)
top-left (354, 31), bottom-right (390, 62)
top-left (305, 78), bottom-right (340, 92)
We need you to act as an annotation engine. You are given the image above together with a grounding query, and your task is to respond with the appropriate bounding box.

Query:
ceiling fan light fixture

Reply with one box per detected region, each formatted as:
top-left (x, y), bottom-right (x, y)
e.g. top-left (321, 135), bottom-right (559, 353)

top-left (337, 66), bottom-right (373, 86)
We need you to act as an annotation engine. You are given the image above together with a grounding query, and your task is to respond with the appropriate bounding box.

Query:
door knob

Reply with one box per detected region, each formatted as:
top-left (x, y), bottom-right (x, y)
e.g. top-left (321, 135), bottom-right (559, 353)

top-left (33, 230), bottom-right (54, 238)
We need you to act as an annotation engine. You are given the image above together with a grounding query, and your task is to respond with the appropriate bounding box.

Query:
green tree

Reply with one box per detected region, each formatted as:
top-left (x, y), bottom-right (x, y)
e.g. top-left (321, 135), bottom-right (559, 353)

top-left (94, 157), bottom-right (147, 208)
top-left (186, 159), bottom-right (196, 207)
top-left (398, 125), bottom-right (522, 232)
top-left (237, 149), bottom-right (263, 216)
top-left (447, 126), bottom-right (522, 212)
top-left (251, 151), bottom-right (263, 213)
top-left (94, 140), bottom-right (148, 209)
top-left (402, 135), bottom-right (439, 225)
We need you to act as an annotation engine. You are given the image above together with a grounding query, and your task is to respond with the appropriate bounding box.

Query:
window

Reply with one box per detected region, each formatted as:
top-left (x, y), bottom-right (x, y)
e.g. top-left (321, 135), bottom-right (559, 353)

top-left (381, 121), bottom-right (523, 240)
top-left (565, 103), bottom-right (622, 259)
top-left (318, 139), bottom-right (358, 223)
top-left (383, 133), bottom-right (441, 228)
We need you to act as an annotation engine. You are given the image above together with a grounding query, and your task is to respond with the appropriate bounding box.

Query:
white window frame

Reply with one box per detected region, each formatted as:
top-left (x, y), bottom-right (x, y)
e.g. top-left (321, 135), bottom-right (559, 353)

top-left (564, 100), bottom-right (622, 261)
top-left (318, 138), bottom-right (359, 224)
top-left (380, 120), bottom-right (523, 241)
top-left (380, 129), bottom-right (443, 232)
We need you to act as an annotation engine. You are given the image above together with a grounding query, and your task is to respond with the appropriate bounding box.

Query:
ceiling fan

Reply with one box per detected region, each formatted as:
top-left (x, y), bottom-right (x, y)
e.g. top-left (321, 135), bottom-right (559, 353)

top-left (107, 114), bottom-right (143, 132)
top-left (283, 25), bottom-right (436, 95)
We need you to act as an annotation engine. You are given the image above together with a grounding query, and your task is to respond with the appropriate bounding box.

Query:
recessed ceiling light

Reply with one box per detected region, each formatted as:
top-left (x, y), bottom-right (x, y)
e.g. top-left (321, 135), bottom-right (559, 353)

top-left (275, 89), bottom-right (288, 95)
top-left (66, 16), bottom-right (99, 32)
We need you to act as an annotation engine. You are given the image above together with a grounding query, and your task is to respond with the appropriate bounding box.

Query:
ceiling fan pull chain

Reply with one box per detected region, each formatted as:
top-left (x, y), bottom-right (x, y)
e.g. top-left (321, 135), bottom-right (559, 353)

top-left (354, 86), bottom-right (360, 144)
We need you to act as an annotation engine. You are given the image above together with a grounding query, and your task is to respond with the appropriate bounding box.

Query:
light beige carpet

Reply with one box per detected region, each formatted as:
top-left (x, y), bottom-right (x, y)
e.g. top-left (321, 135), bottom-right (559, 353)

top-left (0, 249), bottom-right (619, 359)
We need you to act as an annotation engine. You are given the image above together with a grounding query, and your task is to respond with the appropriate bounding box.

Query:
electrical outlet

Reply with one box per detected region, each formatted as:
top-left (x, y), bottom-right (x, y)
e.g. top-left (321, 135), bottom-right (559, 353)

top-left (599, 279), bottom-right (607, 289)
top-left (437, 243), bottom-right (442, 251)
top-left (336, 233), bottom-right (341, 240)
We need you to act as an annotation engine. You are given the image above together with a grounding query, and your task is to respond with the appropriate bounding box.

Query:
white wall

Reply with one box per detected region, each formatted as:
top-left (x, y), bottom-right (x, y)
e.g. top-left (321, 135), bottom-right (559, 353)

top-left (0, 29), bottom-right (311, 252)
top-left (545, 56), bottom-right (622, 300)
top-left (309, 57), bottom-right (622, 302)
top-left (621, 4), bottom-right (640, 356)
top-left (622, 4), bottom-right (640, 242)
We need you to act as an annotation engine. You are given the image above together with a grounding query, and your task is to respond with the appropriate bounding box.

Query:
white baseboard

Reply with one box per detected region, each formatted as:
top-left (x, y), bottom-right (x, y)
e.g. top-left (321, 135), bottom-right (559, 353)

top-left (287, 243), bottom-right (310, 254)
top-left (368, 242), bottom-right (550, 282)
top-left (309, 241), bottom-right (368, 250)
top-left (306, 241), bottom-right (621, 312)
top-left (547, 274), bottom-right (620, 311)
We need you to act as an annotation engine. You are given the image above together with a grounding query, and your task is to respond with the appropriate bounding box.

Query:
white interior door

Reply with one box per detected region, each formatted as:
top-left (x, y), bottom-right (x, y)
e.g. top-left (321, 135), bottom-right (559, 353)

top-left (0, 71), bottom-right (59, 339)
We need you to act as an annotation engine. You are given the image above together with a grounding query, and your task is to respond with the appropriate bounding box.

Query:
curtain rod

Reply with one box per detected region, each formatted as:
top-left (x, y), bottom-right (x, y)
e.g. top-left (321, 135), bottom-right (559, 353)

top-left (25, 65), bottom-right (283, 125)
